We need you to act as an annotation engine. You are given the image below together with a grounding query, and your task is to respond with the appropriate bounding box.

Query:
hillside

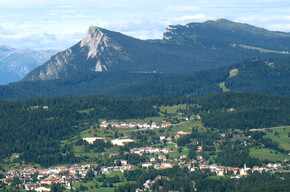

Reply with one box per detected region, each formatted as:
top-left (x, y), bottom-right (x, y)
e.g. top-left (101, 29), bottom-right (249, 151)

top-left (0, 95), bottom-right (160, 166)
top-left (0, 56), bottom-right (289, 100)
top-left (164, 19), bottom-right (290, 51)
top-left (0, 93), bottom-right (288, 167)
top-left (111, 57), bottom-right (290, 97)
top-left (0, 72), bottom-right (165, 100)
top-left (23, 19), bottom-right (289, 81)
top-left (195, 93), bottom-right (290, 129)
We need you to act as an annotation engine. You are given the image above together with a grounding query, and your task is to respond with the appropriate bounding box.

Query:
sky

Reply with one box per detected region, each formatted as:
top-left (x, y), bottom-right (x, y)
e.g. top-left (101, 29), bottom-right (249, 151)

top-left (0, 0), bottom-right (290, 50)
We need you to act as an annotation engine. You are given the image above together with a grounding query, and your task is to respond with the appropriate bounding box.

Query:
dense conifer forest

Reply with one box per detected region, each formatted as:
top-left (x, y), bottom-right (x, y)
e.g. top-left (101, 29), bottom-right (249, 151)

top-left (0, 96), bottom-right (159, 166)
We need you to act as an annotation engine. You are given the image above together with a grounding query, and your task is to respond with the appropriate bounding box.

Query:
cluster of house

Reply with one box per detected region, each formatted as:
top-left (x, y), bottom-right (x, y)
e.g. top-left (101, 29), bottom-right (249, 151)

top-left (130, 146), bottom-right (171, 155)
top-left (99, 161), bottom-right (133, 175)
top-left (137, 160), bottom-right (286, 191)
top-left (0, 156), bottom-right (286, 192)
top-left (187, 157), bottom-right (284, 178)
top-left (136, 164), bottom-right (260, 192)
top-left (100, 147), bottom-right (174, 174)
top-left (198, 163), bottom-right (271, 177)
top-left (100, 121), bottom-right (173, 129)
top-left (99, 158), bottom-right (175, 175)
top-left (141, 175), bottom-right (169, 191)
top-left (135, 157), bottom-right (285, 192)
top-left (0, 164), bottom-right (92, 192)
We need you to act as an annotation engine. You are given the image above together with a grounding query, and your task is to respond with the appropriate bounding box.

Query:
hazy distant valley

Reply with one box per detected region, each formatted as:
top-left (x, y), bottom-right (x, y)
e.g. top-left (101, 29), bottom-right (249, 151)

top-left (0, 45), bottom-right (57, 85)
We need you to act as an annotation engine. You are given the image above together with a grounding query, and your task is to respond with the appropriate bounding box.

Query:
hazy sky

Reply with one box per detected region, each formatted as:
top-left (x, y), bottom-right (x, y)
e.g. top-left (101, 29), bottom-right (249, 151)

top-left (0, 0), bottom-right (290, 50)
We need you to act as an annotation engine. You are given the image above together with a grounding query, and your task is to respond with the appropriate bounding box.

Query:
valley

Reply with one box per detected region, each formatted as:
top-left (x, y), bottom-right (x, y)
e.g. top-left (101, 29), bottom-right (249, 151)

top-left (0, 93), bottom-right (289, 191)
top-left (0, 19), bottom-right (289, 192)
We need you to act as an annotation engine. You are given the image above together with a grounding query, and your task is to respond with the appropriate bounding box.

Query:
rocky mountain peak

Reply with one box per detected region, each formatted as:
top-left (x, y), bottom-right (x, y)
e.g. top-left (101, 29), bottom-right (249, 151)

top-left (23, 25), bottom-right (130, 81)
top-left (80, 25), bottom-right (110, 59)
top-left (163, 25), bottom-right (179, 40)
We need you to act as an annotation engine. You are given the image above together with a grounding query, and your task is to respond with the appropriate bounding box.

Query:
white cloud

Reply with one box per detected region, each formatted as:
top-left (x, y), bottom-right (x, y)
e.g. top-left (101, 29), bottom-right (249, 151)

top-left (155, 14), bottom-right (213, 28)
top-left (176, 14), bottom-right (212, 22)
top-left (235, 15), bottom-right (290, 32)
top-left (0, 26), bottom-right (13, 35)
top-left (0, 29), bottom-right (83, 50)
top-left (124, 30), bottom-right (162, 40)
top-left (61, 14), bottom-right (96, 19)
top-left (100, 20), bottom-right (167, 40)
top-left (103, 14), bottom-right (213, 40)
top-left (268, 24), bottom-right (290, 32)
top-left (166, 5), bottom-right (200, 12)
top-left (0, 0), bottom-right (60, 8)
top-left (0, 0), bottom-right (290, 49)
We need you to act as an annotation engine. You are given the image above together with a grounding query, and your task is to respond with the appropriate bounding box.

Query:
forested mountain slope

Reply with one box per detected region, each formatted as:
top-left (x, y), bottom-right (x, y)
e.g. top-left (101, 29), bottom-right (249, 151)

top-left (111, 57), bottom-right (290, 97)
top-left (0, 56), bottom-right (289, 100)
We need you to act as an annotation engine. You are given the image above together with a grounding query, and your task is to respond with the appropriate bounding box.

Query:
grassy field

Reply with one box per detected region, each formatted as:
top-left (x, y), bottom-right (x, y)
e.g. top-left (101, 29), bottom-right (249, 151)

top-left (166, 143), bottom-right (178, 150)
top-left (71, 182), bottom-right (115, 192)
top-left (79, 129), bottom-right (100, 137)
top-left (171, 121), bottom-right (205, 133)
top-left (229, 68), bottom-right (238, 78)
top-left (237, 44), bottom-right (290, 54)
top-left (249, 148), bottom-right (289, 162)
top-left (100, 104), bottom-right (192, 124)
top-left (169, 148), bottom-right (189, 159)
top-left (123, 116), bottom-right (164, 123)
top-left (264, 126), bottom-right (290, 150)
top-left (78, 108), bottom-right (94, 114)
top-left (74, 152), bottom-right (100, 158)
top-left (73, 145), bottom-right (102, 159)
top-left (69, 171), bottom-right (129, 192)
top-left (0, 163), bottom-right (13, 171)
top-left (218, 82), bottom-right (230, 92)
top-left (104, 171), bottom-right (123, 178)
top-left (159, 104), bottom-right (187, 114)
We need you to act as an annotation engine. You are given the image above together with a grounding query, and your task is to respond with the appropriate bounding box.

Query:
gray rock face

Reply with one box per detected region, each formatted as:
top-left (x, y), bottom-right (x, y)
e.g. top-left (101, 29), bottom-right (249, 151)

top-left (80, 25), bottom-right (126, 72)
top-left (24, 25), bottom-right (129, 81)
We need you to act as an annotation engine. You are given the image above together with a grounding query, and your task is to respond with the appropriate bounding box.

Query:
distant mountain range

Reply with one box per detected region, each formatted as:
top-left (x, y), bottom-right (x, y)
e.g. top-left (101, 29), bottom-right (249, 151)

top-left (23, 19), bottom-right (290, 81)
top-left (0, 45), bottom-right (57, 85)
top-left (0, 19), bottom-right (289, 100)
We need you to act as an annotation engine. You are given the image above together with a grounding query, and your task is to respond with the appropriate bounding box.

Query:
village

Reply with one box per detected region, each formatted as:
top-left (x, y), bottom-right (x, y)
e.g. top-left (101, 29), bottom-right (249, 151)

top-left (0, 114), bottom-right (289, 192)
top-left (1, 128), bottom-right (288, 192)
top-left (1, 151), bottom-right (286, 192)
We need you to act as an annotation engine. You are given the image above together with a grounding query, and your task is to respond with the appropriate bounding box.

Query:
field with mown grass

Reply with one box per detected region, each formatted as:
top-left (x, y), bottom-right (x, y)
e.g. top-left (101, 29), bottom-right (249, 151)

top-left (249, 148), bottom-right (289, 162)
top-left (264, 126), bottom-right (290, 150)
top-left (68, 171), bottom-right (130, 192)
